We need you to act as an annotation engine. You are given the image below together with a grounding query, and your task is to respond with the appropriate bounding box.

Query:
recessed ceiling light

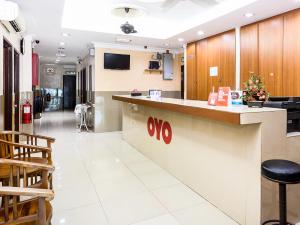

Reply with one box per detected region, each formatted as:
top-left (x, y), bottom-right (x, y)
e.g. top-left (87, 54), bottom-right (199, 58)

top-left (178, 38), bottom-right (184, 42)
top-left (136, 0), bottom-right (165, 2)
top-left (59, 42), bottom-right (65, 46)
top-left (62, 32), bottom-right (71, 37)
top-left (164, 43), bottom-right (169, 46)
top-left (197, 30), bottom-right (204, 36)
top-left (116, 37), bottom-right (132, 43)
top-left (244, 13), bottom-right (254, 18)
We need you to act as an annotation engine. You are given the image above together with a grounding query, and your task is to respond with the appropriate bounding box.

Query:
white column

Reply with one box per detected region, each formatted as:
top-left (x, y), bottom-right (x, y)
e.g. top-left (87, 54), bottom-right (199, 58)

top-left (235, 27), bottom-right (241, 90)
top-left (20, 35), bottom-right (33, 93)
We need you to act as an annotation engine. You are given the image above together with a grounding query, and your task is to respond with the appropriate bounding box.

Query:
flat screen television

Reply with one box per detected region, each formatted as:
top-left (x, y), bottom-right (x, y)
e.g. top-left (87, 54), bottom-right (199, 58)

top-left (104, 53), bottom-right (130, 70)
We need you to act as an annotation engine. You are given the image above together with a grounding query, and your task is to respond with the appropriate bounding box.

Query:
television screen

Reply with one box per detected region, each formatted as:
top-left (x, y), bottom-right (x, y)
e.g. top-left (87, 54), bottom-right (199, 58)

top-left (104, 53), bottom-right (130, 70)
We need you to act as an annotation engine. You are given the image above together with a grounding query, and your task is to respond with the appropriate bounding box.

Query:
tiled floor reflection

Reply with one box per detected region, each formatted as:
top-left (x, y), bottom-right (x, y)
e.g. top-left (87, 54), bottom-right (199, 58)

top-left (34, 111), bottom-right (239, 225)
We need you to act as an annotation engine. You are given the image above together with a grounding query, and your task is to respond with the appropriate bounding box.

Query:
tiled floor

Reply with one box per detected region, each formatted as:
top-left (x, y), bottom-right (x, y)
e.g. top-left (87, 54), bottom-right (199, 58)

top-left (34, 111), bottom-right (239, 225)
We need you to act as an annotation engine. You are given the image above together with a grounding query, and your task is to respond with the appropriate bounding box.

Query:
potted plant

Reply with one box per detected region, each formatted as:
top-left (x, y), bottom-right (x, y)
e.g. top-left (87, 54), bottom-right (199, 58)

top-left (242, 73), bottom-right (269, 107)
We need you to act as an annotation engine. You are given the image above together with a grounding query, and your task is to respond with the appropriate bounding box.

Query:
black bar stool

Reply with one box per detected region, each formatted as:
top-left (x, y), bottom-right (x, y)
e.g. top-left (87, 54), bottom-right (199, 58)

top-left (261, 159), bottom-right (300, 225)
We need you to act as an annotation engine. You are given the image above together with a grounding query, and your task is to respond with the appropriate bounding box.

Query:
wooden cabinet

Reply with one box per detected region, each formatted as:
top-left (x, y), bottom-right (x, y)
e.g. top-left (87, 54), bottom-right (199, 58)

top-left (283, 10), bottom-right (300, 96)
top-left (240, 24), bottom-right (259, 88)
top-left (258, 16), bottom-right (284, 97)
top-left (186, 43), bottom-right (197, 100)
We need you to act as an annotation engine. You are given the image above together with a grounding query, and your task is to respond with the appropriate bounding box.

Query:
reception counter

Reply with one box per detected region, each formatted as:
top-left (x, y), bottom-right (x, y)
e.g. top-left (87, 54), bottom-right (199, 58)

top-left (112, 95), bottom-right (296, 225)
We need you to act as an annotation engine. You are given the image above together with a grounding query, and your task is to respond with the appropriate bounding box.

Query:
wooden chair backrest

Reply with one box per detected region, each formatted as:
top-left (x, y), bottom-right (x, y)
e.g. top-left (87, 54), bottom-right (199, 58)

top-left (0, 160), bottom-right (53, 225)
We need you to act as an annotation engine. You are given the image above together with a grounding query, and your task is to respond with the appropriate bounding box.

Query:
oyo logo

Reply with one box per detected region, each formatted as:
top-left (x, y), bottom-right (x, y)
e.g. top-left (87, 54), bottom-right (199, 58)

top-left (147, 117), bottom-right (172, 144)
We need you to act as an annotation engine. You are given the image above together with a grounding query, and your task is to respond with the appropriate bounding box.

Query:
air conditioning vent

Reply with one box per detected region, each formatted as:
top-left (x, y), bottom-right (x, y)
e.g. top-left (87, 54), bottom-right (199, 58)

top-left (2, 11), bottom-right (26, 33)
top-left (9, 20), bottom-right (21, 32)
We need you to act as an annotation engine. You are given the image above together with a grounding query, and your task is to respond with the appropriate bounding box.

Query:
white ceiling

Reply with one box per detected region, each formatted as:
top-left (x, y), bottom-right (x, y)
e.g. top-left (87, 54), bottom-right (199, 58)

top-left (11, 0), bottom-right (300, 64)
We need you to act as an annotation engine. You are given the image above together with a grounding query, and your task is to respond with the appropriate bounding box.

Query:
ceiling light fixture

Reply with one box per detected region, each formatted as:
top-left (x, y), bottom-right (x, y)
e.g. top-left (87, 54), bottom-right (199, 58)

top-left (197, 30), bottom-right (205, 36)
top-left (62, 32), bottom-right (71, 37)
top-left (0, 0), bottom-right (19, 21)
top-left (178, 38), bottom-right (184, 42)
top-left (136, 0), bottom-right (165, 3)
top-left (244, 12), bottom-right (254, 18)
top-left (59, 42), bottom-right (65, 46)
top-left (116, 37), bottom-right (132, 43)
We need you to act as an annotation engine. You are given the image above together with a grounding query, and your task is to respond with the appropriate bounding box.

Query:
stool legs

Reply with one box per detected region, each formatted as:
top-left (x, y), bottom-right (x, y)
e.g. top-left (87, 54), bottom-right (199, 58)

top-left (279, 183), bottom-right (287, 225)
top-left (262, 183), bottom-right (294, 225)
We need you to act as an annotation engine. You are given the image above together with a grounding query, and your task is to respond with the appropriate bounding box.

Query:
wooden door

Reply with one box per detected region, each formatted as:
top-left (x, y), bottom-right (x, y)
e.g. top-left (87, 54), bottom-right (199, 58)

top-left (63, 75), bottom-right (76, 110)
top-left (196, 40), bottom-right (208, 100)
top-left (3, 40), bottom-right (13, 131)
top-left (14, 51), bottom-right (20, 132)
top-left (80, 68), bottom-right (87, 103)
top-left (240, 24), bottom-right (259, 88)
top-left (220, 30), bottom-right (236, 89)
top-left (207, 36), bottom-right (221, 94)
top-left (259, 16), bottom-right (284, 96)
top-left (186, 43), bottom-right (197, 100)
top-left (283, 9), bottom-right (300, 96)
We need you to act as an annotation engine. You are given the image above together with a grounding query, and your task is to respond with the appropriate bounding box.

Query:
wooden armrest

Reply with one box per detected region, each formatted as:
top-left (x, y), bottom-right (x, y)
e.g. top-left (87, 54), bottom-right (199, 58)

top-left (0, 159), bottom-right (54, 172)
top-left (0, 139), bottom-right (52, 153)
top-left (20, 132), bottom-right (55, 143)
top-left (0, 131), bottom-right (55, 143)
top-left (0, 187), bottom-right (54, 198)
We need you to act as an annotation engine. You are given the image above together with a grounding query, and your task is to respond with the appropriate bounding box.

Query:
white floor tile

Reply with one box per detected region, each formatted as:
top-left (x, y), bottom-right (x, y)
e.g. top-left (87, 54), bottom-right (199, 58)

top-left (172, 204), bottom-right (239, 225)
top-left (34, 112), bottom-right (238, 225)
top-left (94, 176), bottom-right (148, 201)
top-left (127, 160), bottom-right (164, 176)
top-left (152, 184), bottom-right (207, 212)
top-left (101, 191), bottom-right (167, 225)
top-left (131, 214), bottom-right (181, 225)
top-left (138, 171), bottom-right (181, 190)
top-left (52, 203), bottom-right (109, 225)
top-left (52, 182), bottom-right (99, 212)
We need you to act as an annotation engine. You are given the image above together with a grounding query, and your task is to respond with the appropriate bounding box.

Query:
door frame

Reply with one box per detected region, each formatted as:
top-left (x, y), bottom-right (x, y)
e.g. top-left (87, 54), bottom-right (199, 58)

top-left (14, 50), bottom-right (20, 132)
top-left (3, 39), bottom-right (13, 131)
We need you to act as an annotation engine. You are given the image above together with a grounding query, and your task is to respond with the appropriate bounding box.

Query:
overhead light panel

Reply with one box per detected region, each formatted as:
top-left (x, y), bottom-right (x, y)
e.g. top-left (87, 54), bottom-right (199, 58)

top-left (62, 32), bottom-right (71, 37)
top-left (244, 12), bottom-right (254, 18)
top-left (178, 38), bottom-right (184, 42)
top-left (59, 42), bottom-right (65, 46)
top-left (116, 37), bottom-right (132, 43)
top-left (0, 0), bottom-right (19, 21)
top-left (197, 30), bottom-right (205, 36)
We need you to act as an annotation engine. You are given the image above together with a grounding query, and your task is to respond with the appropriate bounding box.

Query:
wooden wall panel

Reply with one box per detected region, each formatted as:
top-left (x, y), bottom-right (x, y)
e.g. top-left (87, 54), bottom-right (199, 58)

top-left (283, 10), bottom-right (300, 96)
top-left (258, 16), bottom-right (284, 97)
top-left (186, 43), bottom-right (197, 100)
top-left (220, 30), bottom-right (236, 89)
top-left (196, 40), bottom-right (208, 100)
top-left (207, 35), bottom-right (221, 95)
top-left (240, 24), bottom-right (259, 88)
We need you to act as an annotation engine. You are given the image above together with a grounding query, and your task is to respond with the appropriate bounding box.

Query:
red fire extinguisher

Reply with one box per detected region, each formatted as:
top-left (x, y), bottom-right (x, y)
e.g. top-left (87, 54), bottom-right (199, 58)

top-left (22, 100), bottom-right (32, 124)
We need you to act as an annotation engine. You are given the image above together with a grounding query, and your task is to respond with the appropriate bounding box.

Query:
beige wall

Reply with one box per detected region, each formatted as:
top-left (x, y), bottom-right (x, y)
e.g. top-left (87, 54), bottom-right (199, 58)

top-left (94, 48), bottom-right (181, 92)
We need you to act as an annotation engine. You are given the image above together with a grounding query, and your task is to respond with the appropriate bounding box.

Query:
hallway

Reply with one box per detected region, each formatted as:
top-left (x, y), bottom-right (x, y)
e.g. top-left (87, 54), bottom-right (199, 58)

top-left (34, 111), bottom-right (238, 225)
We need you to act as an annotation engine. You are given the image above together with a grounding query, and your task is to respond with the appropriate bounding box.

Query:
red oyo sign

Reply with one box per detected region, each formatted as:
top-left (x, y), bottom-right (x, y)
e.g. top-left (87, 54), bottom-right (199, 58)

top-left (147, 117), bottom-right (172, 144)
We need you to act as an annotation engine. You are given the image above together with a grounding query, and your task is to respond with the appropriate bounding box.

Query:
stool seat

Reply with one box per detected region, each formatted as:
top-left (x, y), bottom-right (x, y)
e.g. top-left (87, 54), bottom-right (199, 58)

top-left (262, 159), bottom-right (300, 184)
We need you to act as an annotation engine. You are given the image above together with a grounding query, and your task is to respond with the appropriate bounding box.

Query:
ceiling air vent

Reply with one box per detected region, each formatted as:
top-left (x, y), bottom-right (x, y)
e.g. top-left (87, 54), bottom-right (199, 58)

top-left (9, 20), bottom-right (21, 32)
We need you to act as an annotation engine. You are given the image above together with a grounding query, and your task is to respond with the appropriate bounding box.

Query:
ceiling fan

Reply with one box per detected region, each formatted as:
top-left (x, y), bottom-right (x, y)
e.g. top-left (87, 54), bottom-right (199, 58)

top-left (160, 0), bottom-right (220, 10)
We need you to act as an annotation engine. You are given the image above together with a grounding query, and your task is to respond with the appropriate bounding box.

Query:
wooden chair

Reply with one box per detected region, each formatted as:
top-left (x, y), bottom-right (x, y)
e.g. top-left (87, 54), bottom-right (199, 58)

top-left (0, 131), bottom-right (55, 164)
top-left (0, 158), bottom-right (54, 225)
top-left (0, 139), bottom-right (53, 189)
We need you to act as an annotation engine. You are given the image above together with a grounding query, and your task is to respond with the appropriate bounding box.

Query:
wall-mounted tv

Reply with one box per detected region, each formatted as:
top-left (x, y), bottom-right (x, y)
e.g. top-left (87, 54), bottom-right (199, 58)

top-left (104, 53), bottom-right (130, 70)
